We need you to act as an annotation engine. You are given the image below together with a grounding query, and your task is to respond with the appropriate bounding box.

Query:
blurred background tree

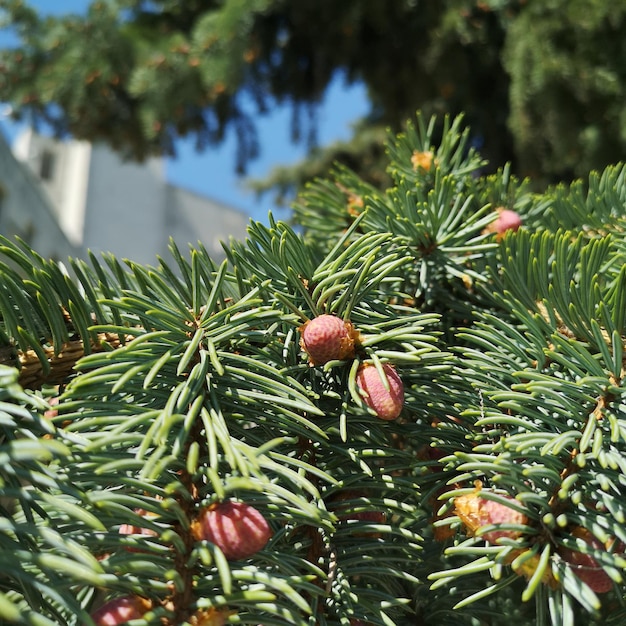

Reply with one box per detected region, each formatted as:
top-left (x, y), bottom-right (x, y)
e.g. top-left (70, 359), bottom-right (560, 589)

top-left (1, 0), bottom-right (625, 201)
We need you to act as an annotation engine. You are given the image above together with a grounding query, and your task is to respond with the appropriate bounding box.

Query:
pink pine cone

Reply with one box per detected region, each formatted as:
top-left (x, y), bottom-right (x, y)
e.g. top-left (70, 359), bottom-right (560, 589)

top-left (454, 492), bottom-right (527, 543)
top-left (493, 209), bottom-right (522, 235)
top-left (89, 596), bottom-right (150, 625)
top-left (356, 363), bottom-right (404, 420)
top-left (300, 314), bottom-right (357, 365)
top-left (191, 500), bottom-right (272, 560)
top-left (328, 489), bottom-right (386, 538)
top-left (118, 509), bottom-right (158, 552)
top-left (559, 527), bottom-right (613, 593)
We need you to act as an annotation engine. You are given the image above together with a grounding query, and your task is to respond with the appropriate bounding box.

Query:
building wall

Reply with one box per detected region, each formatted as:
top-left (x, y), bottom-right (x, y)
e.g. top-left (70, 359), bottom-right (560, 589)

top-left (81, 145), bottom-right (168, 266)
top-left (12, 129), bottom-right (91, 246)
top-left (0, 130), bottom-right (82, 263)
top-left (165, 184), bottom-right (250, 262)
top-left (7, 129), bottom-right (249, 268)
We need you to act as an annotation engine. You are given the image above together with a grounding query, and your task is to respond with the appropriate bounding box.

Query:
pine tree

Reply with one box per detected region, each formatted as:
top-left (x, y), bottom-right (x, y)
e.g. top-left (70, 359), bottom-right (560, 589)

top-left (2, 112), bottom-right (626, 625)
top-left (3, 0), bottom-right (626, 192)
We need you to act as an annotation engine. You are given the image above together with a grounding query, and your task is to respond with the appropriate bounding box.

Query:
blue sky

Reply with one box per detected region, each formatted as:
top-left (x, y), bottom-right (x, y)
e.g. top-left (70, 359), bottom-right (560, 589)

top-left (0, 1), bottom-right (370, 224)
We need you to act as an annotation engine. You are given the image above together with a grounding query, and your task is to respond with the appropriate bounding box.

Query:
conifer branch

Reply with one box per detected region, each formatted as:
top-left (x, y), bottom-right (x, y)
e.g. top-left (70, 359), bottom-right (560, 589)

top-left (3, 112), bottom-right (626, 625)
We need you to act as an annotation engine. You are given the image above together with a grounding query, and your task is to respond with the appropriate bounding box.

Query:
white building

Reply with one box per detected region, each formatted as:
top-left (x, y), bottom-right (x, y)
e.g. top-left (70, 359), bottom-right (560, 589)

top-left (3, 128), bottom-right (250, 266)
top-left (0, 129), bottom-right (82, 263)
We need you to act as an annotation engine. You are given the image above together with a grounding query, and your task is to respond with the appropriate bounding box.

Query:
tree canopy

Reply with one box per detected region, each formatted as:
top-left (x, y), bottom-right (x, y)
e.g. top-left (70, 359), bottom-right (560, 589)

top-left (1, 0), bottom-right (626, 192)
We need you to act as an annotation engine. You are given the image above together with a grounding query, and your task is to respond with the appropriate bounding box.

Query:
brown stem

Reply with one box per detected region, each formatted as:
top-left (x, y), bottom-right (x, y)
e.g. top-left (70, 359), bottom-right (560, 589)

top-left (1, 332), bottom-right (126, 390)
top-left (166, 467), bottom-right (200, 626)
top-left (164, 329), bottom-right (207, 625)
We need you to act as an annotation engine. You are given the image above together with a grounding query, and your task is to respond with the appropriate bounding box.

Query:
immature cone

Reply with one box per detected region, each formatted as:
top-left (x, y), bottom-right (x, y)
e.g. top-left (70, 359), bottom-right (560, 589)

top-left (328, 489), bottom-right (386, 538)
top-left (300, 314), bottom-right (357, 365)
top-left (191, 500), bottom-right (272, 560)
top-left (492, 208), bottom-right (522, 236)
top-left (190, 607), bottom-right (235, 625)
top-left (89, 596), bottom-right (151, 625)
top-left (43, 396), bottom-right (59, 419)
top-left (356, 363), bottom-right (404, 420)
top-left (559, 527), bottom-right (613, 593)
top-left (118, 509), bottom-right (158, 552)
top-left (454, 491), bottom-right (527, 543)
top-left (411, 149), bottom-right (436, 172)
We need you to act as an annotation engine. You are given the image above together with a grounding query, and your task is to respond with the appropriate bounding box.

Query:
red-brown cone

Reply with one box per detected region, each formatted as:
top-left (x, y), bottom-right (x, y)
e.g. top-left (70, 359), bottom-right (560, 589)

top-left (118, 509), bottom-right (158, 552)
top-left (492, 209), bottom-right (522, 236)
top-left (43, 397), bottom-right (59, 419)
top-left (559, 527), bottom-right (613, 593)
top-left (356, 363), bottom-right (404, 420)
top-left (90, 596), bottom-right (151, 625)
top-left (191, 500), bottom-right (272, 561)
top-left (327, 489), bottom-right (386, 538)
top-left (454, 491), bottom-right (527, 543)
top-left (300, 314), bottom-right (357, 365)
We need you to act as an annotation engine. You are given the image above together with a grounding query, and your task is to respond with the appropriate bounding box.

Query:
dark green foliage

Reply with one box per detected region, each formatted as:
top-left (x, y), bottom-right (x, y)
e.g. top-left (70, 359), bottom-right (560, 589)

top-left (3, 0), bottom-right (626, 192)
top-left (0, 366), bottom-right (103, 625)
top-left (1, 113), bottom-right (626, 625)
top-left (504, 0), bottom-right (626, 185)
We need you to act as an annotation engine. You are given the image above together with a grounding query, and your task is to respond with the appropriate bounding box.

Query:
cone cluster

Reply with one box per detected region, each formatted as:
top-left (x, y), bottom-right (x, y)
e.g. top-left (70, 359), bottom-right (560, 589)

top-left (299, 314), bottom-right (405, 420)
